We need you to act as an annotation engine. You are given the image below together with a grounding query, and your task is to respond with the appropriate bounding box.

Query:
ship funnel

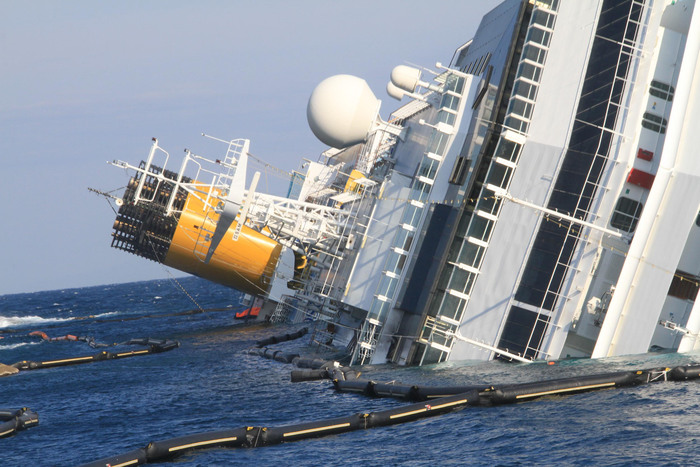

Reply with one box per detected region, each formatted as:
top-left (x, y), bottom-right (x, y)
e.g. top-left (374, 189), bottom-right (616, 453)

top-left (307, 74), bottom-right (405, 149)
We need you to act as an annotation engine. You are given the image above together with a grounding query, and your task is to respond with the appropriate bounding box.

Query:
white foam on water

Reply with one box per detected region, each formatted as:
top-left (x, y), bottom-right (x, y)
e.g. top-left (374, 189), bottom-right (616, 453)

top-left (0, 315), bottom-right (73, 329)
top-left (90, 311), bottom-right (120, 318)
top-left (0, 341), bottom-right (40, 350)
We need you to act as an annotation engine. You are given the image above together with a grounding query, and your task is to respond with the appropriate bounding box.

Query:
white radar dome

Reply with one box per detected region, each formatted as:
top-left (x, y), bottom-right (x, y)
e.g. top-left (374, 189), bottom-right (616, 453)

top-left (386, 81), bottom-right (406, 101)
top-left (307, 74), bottom-right (381, 149)
top-left (390, 65), bottom-right (422, 93)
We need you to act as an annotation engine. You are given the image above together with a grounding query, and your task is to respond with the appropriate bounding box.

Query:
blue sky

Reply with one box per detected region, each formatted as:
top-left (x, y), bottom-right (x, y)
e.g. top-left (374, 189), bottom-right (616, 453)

top-left (0, 0), bottom-right (500, 295)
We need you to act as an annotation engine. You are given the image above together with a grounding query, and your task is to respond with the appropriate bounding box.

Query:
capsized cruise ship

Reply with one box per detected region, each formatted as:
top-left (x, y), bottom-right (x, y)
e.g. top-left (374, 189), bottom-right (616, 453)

top-left (97, 0), bottom-right (700, 366)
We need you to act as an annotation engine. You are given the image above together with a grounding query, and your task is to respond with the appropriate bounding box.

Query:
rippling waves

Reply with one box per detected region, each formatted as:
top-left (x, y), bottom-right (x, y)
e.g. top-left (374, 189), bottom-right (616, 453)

top-left (1, 277), bottom-right (699, 466)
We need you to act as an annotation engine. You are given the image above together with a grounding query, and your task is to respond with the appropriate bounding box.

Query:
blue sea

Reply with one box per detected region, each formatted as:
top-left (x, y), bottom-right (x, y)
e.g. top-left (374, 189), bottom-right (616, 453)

top-left (1, 276), bottom-right (699, 466)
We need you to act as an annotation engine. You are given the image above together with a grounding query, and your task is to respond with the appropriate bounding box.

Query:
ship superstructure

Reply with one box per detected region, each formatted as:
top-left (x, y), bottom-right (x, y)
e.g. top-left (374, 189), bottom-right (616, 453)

top-left (99, 0), bottom-right (700, 366)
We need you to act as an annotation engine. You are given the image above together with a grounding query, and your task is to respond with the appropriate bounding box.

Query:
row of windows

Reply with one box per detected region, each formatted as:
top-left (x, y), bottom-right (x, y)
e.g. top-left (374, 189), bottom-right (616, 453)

top-left (417, 2), bottom-right (559, 364)
top-left (650, 80), bottom-right (674, 101)
top-left (615, 79), bottom-right (674, 234)
top-left (509, 0), bottom-right (642, 318)
top-left (367, 72), bottom-right (468, 324)
top-left (641, 111), bottom-right (667, 133)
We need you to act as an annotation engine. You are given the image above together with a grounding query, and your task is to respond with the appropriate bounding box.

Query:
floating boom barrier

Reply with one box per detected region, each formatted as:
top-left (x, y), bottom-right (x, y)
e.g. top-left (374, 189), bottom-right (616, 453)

top-left (0, 408), bottom-right (39, 438)
top-left (80, 391), bottom-right (480, 467)
top-left (254, 327), bottom-right (308, 348)
top-left (80, 363), bottom-right (700, 466)
top-left (2, 338), bottom-right (179, 375)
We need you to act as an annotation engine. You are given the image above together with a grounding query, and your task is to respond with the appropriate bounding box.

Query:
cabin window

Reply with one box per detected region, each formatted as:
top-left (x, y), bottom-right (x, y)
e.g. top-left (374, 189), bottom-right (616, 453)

top-left (668, 271), bottom-right (700, 301)
top-left (444, 74), bottom-right (465, 95)
top-left (486, 162), bottom-right (513, 189)
top-left (641, 112), bottom-right (667, 134)
top-left (523, 43), bottom-right (548, 65)
top-left (428, 130), bottom-right (449, 155)
top-left (378, 274), bottom-right (398, 299)
top-left (437, 109), bottom-right (456, 126)
top-left (696, 211), bottom-right (700, 227)
top-left (458, 242), bottom-right (484, 269)
top-left (440, 93), bottom-right (460, 111)
top-left (494, 139), bottom-right (521, 163)
top-left (401, 203), bottom-right (423, 228)
top-left (513, 79), bottom-right (538, 101)
top-left (448, 268), bottom-right (475, 294)
top-left (649, 80), bottom-right (674, 101)
top-left (504, 115), bottom-right (529, 133)
top-left (531, 10), bottom-right (555, 29)
top-left (508, 97), bottom-right (534, 120)
top-left (386, 250), bottom-right (406, 275)
top-left (417, 158), bottom-right (439, 180)
top-left (467, 215), bottom-right (494, 242)
top-left (518, 62), bottom-right (543, 82)
top-left (610, 196), bottom-right (643, 232)
top-left (395, 228), bottom-right (414, 253)
top-left (526, 26), bottom-right (552, 47)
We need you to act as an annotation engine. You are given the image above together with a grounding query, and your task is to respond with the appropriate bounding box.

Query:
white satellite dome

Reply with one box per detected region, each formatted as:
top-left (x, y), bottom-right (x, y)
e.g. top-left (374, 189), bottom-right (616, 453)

top-left (390, 65), bottom-right (422, 93)
top-left (307, 74), bottom-right (381, 149)
top-left (386, 81), bottom-right (406, 101)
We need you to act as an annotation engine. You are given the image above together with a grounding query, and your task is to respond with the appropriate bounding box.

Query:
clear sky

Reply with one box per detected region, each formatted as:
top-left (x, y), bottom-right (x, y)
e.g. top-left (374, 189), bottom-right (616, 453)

top-left (0, 0), bottom-right (502, 295)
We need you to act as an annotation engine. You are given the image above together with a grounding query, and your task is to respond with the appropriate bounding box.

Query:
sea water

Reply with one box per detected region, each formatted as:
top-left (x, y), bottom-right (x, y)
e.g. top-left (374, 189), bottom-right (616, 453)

top-left (1, 277), bottom-right (698, 466)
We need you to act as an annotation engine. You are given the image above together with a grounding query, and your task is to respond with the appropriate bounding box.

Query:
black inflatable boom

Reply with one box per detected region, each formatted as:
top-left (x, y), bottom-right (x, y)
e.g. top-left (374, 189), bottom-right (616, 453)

top-left (80, 390), bottom-right (479, 467)
top-left (0, 408), bottom-right (39, 438)
top-left (10, 338), bottom-right (179, 372)
top-left (80, 364), bottom-right (700, 466)
top-left (255, 327), bottom-right (308, 348)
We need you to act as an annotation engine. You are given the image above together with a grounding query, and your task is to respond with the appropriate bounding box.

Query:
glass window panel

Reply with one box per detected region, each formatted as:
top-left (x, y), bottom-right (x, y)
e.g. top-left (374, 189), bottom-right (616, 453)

top-left (526, 26), bottom-right (551, 46)
top-left (505, 115), bottom-right (529, 133)
top-left (394, 228), bottom-right (415, 252)
top-left (610, 197), bottom-right (643, 232)
top-left (458, 242), bottom-right (484, 268)
top-left (378, 275), bottom-right (398, 298)
top-left (649, 88), bottom-right (673, 101)
top-left (438, 109), bottom-right (457, 125)
top-left (513, 79), bottom-right (538, 101)
top-left (440, 93), bottom-right (460, 111)
top-left (440, 293), bottom-right (464, 321)
top-left (428, 131), bottom-right (449, 155)
top-left (448, 268), bottom-right (474, 294)
top-left (508, 97), bottom-right (533, 119)
top-left (445, 75), bottom-right (465, 94)
top-left (418, 158), bottom-right (439, 180)
top-left (411, 181), bottom-right (431, 203)
top-left (486, 162), bottom-right (513, 188)
top-left (370, 298), bottom-right (390, 319)
top-left (478, 191), bottom-right (502, 215)
top-left (531, 10), bottom-right (555, 29)
top-left (401, 204), bottom-right (423, 227)
top-left (494, 139), bottom-right (521, 162)
top-left (518, 62), bottom-right (542, 82)
top-left (641, 112), bottom-right (667, 134)
top-left (386, 250), bottom-right (407, 274)
top-left (467, 215), bottom-right (493, 242)
top-left (523, 43), bottom-right (547, 64)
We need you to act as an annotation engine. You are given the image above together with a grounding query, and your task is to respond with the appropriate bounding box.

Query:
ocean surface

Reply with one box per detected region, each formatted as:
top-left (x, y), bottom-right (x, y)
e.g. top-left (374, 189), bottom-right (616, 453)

top-left (1, 276), bottom-right (699, 466)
